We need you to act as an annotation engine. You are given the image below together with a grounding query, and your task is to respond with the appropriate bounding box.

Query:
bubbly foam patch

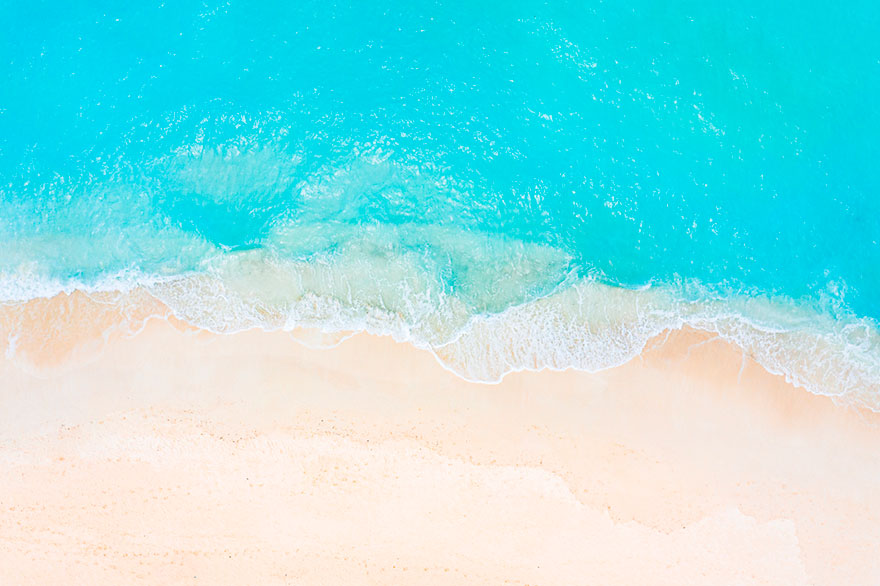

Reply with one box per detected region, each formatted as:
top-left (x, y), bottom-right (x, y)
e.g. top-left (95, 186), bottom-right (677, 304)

top-left (1, 243), bottom-right (878, 410)
top-left (149, 257), bottom-right (880, 410)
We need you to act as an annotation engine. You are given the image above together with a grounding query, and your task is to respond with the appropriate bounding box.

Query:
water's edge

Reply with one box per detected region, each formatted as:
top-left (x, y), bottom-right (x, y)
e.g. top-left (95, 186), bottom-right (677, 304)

top-left (3, 265), bottom-right (878, 411)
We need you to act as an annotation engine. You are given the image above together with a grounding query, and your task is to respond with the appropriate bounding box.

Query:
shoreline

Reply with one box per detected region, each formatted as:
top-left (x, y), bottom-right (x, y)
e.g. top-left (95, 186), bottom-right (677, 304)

top-left (1, 293), bottom-right (879, 584)
top-left (2, 285), bottom-right (878, 410)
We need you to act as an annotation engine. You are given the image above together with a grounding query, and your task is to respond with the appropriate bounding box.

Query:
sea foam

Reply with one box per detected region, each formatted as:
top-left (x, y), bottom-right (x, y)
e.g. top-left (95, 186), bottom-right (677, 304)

top-left (2, 236), bottom-right (876, 410)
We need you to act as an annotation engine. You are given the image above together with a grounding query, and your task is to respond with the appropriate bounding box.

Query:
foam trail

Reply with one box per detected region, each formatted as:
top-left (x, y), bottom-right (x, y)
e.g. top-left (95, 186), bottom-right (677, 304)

top-left (146, 256), bottom-right (880, 411)
top-left (2, 258), bottom-right (878, 409)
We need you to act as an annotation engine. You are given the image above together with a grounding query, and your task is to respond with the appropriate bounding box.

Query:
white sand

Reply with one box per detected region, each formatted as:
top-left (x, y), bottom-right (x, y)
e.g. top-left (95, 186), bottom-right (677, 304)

top-left (1, 293), bottom-right (879, 584)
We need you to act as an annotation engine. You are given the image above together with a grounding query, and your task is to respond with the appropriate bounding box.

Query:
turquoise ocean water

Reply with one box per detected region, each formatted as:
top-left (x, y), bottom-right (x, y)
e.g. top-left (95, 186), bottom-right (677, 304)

top-left (1, 1), bottom-right (879, 404)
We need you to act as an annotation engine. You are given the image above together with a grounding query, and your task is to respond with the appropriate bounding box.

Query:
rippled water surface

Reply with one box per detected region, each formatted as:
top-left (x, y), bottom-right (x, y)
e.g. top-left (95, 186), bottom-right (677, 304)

top-left (1, 1), bottom-right (878, 403)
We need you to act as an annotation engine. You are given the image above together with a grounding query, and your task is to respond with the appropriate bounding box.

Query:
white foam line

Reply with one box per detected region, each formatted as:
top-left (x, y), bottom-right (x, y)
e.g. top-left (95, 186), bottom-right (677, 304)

top-left (2, 271), bottom-right (878, 411)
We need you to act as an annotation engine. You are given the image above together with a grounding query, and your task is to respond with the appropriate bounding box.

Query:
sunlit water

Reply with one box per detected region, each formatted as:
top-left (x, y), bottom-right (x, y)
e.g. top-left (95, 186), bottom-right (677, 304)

top-left (1, 1), bottom-right (878, 404)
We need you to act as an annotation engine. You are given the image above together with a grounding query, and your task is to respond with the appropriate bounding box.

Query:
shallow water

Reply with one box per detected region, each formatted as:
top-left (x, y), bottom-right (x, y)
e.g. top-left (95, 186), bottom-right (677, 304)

top-left (1, 1), bottom-right (878, 404)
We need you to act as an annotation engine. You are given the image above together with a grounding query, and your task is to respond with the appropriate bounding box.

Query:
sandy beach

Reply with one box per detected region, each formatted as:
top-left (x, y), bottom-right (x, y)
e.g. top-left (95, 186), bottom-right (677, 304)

top-left (1, 292), bottom-right (879, 585)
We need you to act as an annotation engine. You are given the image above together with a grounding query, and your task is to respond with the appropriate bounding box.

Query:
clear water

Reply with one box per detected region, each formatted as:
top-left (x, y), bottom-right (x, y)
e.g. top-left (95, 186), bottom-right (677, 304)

top-left (1, 1), bottom-right (878, 403)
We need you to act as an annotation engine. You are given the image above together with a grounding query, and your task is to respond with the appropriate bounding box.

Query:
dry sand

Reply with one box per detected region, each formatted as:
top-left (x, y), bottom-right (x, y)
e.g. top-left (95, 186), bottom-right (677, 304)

top-left (1, 292), bottom-right (879, 585)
